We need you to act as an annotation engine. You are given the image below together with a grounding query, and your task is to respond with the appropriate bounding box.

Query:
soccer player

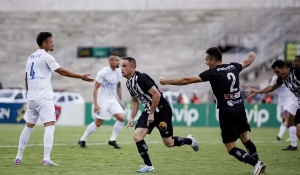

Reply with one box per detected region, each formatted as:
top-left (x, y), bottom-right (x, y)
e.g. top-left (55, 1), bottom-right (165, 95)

top-left (271, 73), bottom-right (298, 150)
top-left (246, 56), bottom-right (300, 145)
top-left (160, 47), bottom-right (266, 175)
top-left (121, 57), bottom-right (199, 173)
top-left (14, 32), bottom-right (94, 166)
top-left (78, 55), bottom-right (125, 149)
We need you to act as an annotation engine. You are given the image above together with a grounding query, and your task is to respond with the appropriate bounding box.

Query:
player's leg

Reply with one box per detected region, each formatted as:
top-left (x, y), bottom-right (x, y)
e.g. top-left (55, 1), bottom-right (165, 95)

top-left (294, 109), bottom-right (300, 140)
top-left (39, 99), bottom-right (58, 166)
top-left (78, 118), bottom-right (104, 148)
top-left (236, 108), bottom-right (259, 160)
top-left (219, 107), bottom-right (265, 175)
top-left (134, 112), bottom-right (155, 173)
top-left (277, 104), bottom-right (287, 141)
top-left (282, 113), bottom-right (297, 150)
top-left (78, 101), bottom-right (109, 148)
top-left (108, 100), bottom-right (125, 149)
top-left (157, 105), bottom-right (198, 151)
top-left (14, 102), bottom-right (37, 165)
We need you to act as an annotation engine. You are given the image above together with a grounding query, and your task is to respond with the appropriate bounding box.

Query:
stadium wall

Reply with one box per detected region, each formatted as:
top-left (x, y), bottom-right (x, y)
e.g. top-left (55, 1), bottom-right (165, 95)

top-left (0, 0), bottom-right (299, 12)
top-left (0, 102), bottom-right (283, 128)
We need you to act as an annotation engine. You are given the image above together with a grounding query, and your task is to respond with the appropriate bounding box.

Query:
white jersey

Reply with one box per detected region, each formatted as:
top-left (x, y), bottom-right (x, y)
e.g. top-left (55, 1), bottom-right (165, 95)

top-left (271, 75), bottom-right (296, 103)
top-left (96, 66), bottom-right (122, 99)
top-left (25, 49), bottom-right (60, 100)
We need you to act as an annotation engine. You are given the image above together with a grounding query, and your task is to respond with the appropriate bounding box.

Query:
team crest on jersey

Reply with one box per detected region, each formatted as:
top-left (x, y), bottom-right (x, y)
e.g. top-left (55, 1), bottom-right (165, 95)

top-left (133, 85), bottom-right (137, 91)
top-left (159, 121), bottom-right (167, 131)
top-left (54, 105), bottom-right (61, 120)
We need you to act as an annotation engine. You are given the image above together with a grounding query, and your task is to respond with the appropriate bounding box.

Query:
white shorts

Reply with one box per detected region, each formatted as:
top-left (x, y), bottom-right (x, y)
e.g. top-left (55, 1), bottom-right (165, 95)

top-left (278, 97), bottom-right (298, 116)
top-left (24, 99), bottom-right (56, 124)
top-left (94, 98), bottom-right (124, 120)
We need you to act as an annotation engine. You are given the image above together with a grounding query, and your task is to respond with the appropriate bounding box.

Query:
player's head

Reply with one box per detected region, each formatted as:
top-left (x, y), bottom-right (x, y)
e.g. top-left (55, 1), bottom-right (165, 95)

top-left (109, 54), bottom-right (120, 69)
top-left (121, 57), bottom-right (136, 79)
top-left (36, 32), bottom-right (53, 52)
top-left (293, 55), bottom-right (300, 68)
top-left (205, 47), bottom-right (222, 69)
top-left (271, 60), bottom-right (290, 79)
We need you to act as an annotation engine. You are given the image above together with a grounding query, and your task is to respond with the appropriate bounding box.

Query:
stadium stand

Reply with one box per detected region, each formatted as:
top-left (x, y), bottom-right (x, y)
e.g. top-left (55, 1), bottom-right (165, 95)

top-left (0, 1), bottom-right (300, 102)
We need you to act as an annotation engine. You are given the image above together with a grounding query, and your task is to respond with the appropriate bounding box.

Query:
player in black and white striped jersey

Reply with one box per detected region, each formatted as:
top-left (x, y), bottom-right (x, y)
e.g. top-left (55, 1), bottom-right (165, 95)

top-left (246, 57), bottom-right (300, 149)
top-left (121, 57), bottom-right (199, 173)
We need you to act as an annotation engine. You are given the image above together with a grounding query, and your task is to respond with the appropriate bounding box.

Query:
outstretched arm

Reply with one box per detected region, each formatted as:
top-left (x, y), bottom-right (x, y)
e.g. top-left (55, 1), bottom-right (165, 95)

top-left (159, 76), bottom-right (202, 86)
top-left (245, 82), bottom-right (281, 97)
top-left (55, 67), bottom-right (93, 82)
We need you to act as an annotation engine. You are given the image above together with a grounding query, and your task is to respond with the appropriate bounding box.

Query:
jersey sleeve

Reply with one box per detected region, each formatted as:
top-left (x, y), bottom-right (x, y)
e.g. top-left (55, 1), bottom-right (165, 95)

top-left (276, 76), bottom-right (283, 85)
top-left (230, 62), bottom-right (243, 72)
top-left (45, 55), bottom-right (60, 71)
top-left (199, 69), bottom-right (214, 82)
top-left (95, 70), bottom-right (105, 83)
top-left (137, 74), bottom-right (155, 92)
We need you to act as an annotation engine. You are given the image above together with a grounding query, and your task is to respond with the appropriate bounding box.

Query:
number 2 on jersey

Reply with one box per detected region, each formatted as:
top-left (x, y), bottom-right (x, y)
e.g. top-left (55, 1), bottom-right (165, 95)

top-left (227, 72), bottom-right (237, 93)
top-left (30, 62), bottom-right (35, 79)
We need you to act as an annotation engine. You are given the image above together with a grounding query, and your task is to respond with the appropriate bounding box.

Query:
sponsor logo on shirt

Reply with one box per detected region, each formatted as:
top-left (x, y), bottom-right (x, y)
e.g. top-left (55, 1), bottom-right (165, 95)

top-left (224, 91), bottom-right (240, 99)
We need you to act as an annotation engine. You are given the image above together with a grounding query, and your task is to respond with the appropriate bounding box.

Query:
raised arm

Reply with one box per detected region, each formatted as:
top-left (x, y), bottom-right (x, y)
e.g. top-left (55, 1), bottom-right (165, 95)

top-left (240, 52), bottom-right (256, 71)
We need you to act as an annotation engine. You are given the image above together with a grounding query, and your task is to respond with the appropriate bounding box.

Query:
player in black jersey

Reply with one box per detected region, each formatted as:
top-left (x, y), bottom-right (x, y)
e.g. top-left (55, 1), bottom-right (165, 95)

top-left (160, 47), bottom-right (266, 175)
top-left (246, 58), bottom-right (300, 144)
top-left (121, 57), bottom-right (199, 173)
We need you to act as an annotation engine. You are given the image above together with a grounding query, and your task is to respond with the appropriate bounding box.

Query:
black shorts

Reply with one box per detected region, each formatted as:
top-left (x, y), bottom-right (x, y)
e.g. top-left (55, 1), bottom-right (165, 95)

top-left (294, 109), bottom-right (300, 126)
top-left (218, 105), bottom-right (251, 144)
top-left (135, 105), bottom-right (173, 138)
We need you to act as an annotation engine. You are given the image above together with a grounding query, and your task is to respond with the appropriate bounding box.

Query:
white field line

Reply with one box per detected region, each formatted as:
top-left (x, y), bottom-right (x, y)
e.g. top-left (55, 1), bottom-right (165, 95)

top-left (0, 140), bottom-right (284, 148)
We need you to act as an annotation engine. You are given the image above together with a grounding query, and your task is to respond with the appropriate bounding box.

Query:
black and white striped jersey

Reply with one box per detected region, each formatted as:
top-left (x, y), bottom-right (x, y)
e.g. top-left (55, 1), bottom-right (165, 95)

top-left (276, 67), bottom-right (300, 102)
top-left (126, 71), bottom-right (168, 113)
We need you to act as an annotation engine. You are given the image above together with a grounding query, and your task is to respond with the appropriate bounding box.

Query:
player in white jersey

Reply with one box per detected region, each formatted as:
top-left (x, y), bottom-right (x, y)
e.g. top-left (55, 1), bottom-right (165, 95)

top-left (78, 55), bottom-right (125, 149)
top-left (271, 75), bottom-right (298, 150)
top-left (14, 32), bottom-right (94, 166)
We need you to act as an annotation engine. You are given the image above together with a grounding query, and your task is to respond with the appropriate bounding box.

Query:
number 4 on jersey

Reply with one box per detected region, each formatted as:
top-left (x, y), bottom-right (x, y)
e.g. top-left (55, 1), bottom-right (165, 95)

top-left (30, 62), bottom-right (35, 79)
top-left (227, 72), bottom-right (237, 93)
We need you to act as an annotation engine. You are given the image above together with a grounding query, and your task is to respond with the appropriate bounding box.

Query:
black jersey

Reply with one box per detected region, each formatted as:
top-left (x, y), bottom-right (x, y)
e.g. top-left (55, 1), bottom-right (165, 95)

top-left (126, 71), bottom-right (168, 113)
top-left (199, 62), bottom-right (244, 109)
top-left (276, 67), bottom-right (300, 100)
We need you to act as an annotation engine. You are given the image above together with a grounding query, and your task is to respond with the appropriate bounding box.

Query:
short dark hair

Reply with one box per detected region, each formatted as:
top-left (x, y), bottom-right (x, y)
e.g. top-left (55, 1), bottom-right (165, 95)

top-left (36, 32), bottom-right (52, 46)
top-left (271, 60), bottom-right (288, 69)
top-left (123, 57), bottom-right (136, 67)
top-left (206, 47), bottom-right (222, 61)
top-left (295, 55), bottom-right (300, 60)
top-left (109, 53), bottom-right (120, 57)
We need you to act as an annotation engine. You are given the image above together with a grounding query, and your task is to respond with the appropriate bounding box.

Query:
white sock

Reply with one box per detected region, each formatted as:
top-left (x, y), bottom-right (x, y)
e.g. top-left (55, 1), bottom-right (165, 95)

top-left (80, 122), bottom-right (98, 141)
top-left (289, 126), bottom-right (297, 147)
top-left (109, 121), bottom-right (124, 141)
top-left (16, 126), bottom-right (33, 160)
top-left (278, 123), bottom-right (287, 138)
top-left (44, 125), bottom-right (55, 161)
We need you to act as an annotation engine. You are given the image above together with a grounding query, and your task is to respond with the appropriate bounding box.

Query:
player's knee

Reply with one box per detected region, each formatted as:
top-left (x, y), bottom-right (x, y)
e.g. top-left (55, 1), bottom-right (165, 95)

top-left (163, 141), bottom-right (173, 147)
top-left (118, 115), bottom-right (125, 122)
top-left (225, 142), bottom-right (236, 153)
top-left (94, 119), bottom-right (103, 127)
top-left (26, 122), bottom-right (35, 128)
top-left (133, 132), bottom-right (143, 142)
top-left (114, 114), bottom-right (125, 122)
